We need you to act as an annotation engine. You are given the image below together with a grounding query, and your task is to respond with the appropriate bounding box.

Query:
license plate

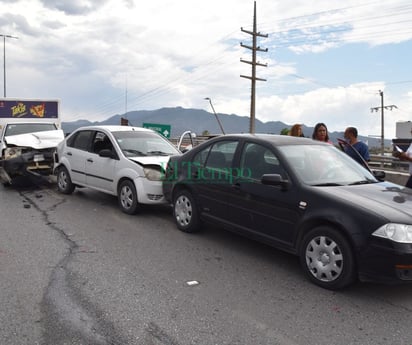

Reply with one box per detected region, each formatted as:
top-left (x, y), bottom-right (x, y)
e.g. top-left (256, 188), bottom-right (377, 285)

top-left (34, 154), bottom-right (44, 162)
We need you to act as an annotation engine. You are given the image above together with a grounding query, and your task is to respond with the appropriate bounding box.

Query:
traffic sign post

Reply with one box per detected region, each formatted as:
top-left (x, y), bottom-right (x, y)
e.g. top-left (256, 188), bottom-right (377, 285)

top-left (142, 123), bottom-right (171, 138)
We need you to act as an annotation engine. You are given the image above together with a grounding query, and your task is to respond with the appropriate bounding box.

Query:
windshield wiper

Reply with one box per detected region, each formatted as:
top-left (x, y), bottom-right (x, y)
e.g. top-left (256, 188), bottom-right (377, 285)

top-left (311, 183), bottom-right (343, 186)
top-left (348, 180), bottom-right (374, 185)
top-left (123, 149), bottom-right (146, 156)
top-left (147, 150), bottom-right (169, 156)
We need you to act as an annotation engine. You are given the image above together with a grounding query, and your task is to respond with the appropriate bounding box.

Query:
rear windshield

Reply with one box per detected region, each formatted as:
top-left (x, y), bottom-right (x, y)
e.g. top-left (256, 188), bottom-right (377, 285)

top-left (5, 123), bottom-right (58, 136)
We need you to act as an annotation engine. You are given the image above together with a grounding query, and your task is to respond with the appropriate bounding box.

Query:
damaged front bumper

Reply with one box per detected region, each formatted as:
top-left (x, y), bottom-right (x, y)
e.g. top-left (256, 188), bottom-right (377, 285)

top-left (0, 147), bottom-right (56, 184)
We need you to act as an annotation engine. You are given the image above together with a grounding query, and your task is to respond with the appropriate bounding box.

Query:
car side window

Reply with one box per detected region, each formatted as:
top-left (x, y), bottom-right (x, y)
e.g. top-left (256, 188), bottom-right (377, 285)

top-left (67, 130), bottom-right (93, 151)
top-left (92, 131), bottom-right (113, 154)
top-left (205, 141), bottom-right (238, 169)
top-left (192, 141), bottom-right (236, 167)
top-left (192, 146), bottom-right (210, 167)
top-left (240, 143), bottom-right (285, 180)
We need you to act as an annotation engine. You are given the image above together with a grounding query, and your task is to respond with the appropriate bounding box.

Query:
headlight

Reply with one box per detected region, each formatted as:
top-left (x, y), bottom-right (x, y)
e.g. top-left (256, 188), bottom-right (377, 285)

top-left (5, 147), bottom-right (23, 159)
top-left (143, 166), bottom-right (162, 181)
top-left (372, 223), bottom-right (412, 243)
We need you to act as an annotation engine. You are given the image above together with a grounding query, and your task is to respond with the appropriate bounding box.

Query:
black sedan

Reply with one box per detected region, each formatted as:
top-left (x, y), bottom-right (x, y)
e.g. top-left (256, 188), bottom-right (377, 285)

top-left (162, 134), bottom-right (412, 290)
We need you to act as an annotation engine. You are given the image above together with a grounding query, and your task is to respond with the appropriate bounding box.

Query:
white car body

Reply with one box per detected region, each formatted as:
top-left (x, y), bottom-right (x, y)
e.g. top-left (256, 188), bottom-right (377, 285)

top-left (54, 125), bottom-right (181, 214)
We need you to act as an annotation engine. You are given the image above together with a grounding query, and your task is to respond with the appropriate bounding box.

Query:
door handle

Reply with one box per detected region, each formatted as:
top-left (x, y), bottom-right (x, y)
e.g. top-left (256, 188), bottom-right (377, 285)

top-left (87, 158), bottom-right (93, 163)
top-left (232, 183), bottom-right (241, 190)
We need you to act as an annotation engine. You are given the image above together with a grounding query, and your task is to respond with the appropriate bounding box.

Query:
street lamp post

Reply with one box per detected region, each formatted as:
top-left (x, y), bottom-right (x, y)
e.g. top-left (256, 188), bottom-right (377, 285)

top-left (0, 34), bottom-right (18, 98)
top-left (204, 97), bottom-right (225, 135)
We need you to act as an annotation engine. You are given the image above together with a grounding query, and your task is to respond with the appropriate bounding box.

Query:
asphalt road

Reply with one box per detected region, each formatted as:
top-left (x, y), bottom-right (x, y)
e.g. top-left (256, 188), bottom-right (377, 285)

top-left (1, 177), bottom-right (412, 345)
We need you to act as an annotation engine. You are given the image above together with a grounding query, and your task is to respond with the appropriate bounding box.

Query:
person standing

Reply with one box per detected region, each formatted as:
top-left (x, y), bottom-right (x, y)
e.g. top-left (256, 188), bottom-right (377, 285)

top-left (289, 124), bottom-right (304, 137)
top-left (312, 123), bottom-right (333, 144)
top-left (397, 141), bottom-right (412, 188)
top-left (343, 127), bottom-right (370, 166)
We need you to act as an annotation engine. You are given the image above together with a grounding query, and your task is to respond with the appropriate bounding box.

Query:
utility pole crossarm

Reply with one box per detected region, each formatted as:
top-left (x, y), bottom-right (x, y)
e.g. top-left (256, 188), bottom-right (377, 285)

top-left (240, 43), bottom-right (253, 50)
top-left (240, 58), bottom-right (267, 67)
top-left (241, 27), bottom-right (268, 38)
top-left (240, 42), bottom-right (268, 52)
top-left (240, 75), bottom-right (266, 82)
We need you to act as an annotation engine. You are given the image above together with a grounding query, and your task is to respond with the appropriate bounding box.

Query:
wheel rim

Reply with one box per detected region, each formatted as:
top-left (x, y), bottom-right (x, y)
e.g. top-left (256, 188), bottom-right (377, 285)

top-left (175, 195), bottom-right (192, 227)
top-left (58, 170), bottom-right (68, 190)
top-left (120, 185), bottom-right (134, 210)
top-left (305, 235), bottom-right (343, 282)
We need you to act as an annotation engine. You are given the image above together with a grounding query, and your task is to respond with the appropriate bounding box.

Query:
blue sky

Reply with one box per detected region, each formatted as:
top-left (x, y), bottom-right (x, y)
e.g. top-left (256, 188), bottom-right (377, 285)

top-left (1, 0), bottom-right (412, 140)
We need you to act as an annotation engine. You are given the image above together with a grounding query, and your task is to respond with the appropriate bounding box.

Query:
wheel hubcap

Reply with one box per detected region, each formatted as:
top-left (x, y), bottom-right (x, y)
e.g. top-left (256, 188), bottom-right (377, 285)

top-left (305, 235), bottom-right (343, 282)
top-left (120, 185), bottom-right (133, 209)
top-left (319, 251), bottom-right (330, 265)
top-left (175, 195), bottom-right (192, 226)
top-left (58, 171), bottom-right (67, 189)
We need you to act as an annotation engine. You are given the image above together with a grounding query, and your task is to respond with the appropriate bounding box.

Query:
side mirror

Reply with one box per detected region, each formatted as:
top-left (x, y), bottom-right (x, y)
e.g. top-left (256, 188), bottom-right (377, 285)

top-left (99, 149), bottom-right (115, 159)
top-left (372, 170), bottom-right (386, 182)
top-left (261, 174), bottom-right (289, 190)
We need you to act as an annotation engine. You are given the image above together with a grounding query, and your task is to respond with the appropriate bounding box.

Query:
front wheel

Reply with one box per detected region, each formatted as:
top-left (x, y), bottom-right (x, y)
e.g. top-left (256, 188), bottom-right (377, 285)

top-left (173, 189), bottom-right (200, 233)
top-left (299, 226), bottom-right (356, 290)
top-left (57, 166), bottom-right (75, 194)
top-left (118, 179), bottom-right (139, 215)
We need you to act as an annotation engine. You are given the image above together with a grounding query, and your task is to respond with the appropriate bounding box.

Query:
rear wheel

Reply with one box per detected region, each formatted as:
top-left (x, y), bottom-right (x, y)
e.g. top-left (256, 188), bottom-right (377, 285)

top-left (299, 226), bottom-right (356, 290)
top-left (118, 180), bottom-right (139, 215)
top-left (57, 166), bottom-right (75, 194)
top-left (173, 189), bottom-right (200, 233)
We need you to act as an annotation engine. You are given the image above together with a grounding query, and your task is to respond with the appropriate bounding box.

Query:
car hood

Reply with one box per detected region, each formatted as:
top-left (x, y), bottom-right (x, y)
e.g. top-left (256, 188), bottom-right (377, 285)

top-left (318, 181), bottom-right (412, 219)
top-left (5, 130), bottom-right (65, 149)
top-left (128, 155), bottom-right (171, 166)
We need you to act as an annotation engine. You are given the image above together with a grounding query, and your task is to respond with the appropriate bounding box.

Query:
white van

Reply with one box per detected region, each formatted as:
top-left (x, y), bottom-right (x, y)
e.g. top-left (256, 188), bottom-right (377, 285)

top-left (0, 99), bottom-right (64, 184)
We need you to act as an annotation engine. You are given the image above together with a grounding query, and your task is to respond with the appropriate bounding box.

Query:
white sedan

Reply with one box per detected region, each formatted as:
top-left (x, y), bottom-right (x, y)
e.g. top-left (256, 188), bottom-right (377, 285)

top-left (54, 125), bottom-right (180, 214)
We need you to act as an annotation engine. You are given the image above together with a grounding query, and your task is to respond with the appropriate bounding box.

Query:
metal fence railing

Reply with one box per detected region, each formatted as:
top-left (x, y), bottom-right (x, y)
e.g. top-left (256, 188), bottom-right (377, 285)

top-left (369, 154), bottom-right (409, 172)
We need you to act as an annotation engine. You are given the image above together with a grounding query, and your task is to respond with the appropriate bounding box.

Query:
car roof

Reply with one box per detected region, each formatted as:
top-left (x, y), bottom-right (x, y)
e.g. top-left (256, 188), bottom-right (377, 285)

top-left (206, 133), bottom-right (325, 146)
top-left (74, 125), bottom-right (155, 133)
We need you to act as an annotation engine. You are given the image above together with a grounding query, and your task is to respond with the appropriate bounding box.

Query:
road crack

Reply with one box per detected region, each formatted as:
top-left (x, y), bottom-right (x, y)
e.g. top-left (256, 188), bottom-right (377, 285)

top-left (21, 189), bottom-right (128, 345)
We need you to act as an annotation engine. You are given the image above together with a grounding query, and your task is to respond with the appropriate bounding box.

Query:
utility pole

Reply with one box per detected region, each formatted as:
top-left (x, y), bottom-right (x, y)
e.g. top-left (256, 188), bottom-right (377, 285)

top-left (0, 34), bottom-right (18, 98)
top-left (240, 1), bottom-right (267, 134)
top-left (370, 90), bottom-right (397, 158)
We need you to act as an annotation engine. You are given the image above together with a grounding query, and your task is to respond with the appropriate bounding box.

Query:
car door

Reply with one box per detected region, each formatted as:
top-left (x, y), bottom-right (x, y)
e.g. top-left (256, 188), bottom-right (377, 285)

top-left (85, 131), bottom-right (118, 193)
top-left (65, 130), bottom-right (94, 185)
top-left (190, 140), bottom-right (242, 226)
top-left (232, 142), bottom-right (303, 247)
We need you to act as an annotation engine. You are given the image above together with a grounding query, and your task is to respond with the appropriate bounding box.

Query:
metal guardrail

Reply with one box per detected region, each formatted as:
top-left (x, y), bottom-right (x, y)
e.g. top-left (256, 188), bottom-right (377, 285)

top-left (369, 154), bottom-right (409, 172)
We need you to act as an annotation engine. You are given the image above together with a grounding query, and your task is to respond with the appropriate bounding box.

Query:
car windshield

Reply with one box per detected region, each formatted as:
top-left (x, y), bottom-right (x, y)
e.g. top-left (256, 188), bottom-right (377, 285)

top-left (5, 123), bottom-right (57, 136)
top-left (112, 131), bottom-right (180, 157)
top-left (278, 144), bottom-right (378, 186)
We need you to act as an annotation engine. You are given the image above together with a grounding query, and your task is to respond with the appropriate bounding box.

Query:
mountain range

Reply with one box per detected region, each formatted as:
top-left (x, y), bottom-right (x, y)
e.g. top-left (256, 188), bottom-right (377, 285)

top-left (61, 106), bottom-right (390, 149)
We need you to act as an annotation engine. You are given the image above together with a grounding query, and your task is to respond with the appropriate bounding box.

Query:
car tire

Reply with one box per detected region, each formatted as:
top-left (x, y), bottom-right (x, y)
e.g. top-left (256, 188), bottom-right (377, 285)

top-left (118, 179), bottom-right (139, 215)
top-left (299, 226), bottom-right (356, 290)
top-left (57, 166), bottom-right (75, 194)
top-left (173, 189), bottom-right (200, 233)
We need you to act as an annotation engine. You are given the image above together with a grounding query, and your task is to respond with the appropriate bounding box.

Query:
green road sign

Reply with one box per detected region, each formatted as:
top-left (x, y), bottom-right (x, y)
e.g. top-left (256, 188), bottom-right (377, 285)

top-left (142, 122), bottom-right (171, 138)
